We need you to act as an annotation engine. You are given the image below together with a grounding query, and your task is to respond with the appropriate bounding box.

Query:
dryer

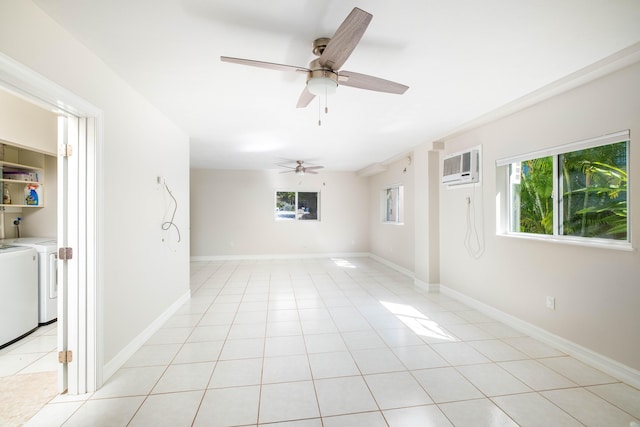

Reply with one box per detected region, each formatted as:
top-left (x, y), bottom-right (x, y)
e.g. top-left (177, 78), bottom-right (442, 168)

top-left (0, 237), bottom-right (57, 324)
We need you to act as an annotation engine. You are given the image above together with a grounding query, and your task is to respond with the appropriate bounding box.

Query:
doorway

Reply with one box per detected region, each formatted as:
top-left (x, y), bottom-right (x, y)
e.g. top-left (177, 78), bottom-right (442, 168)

top-left (0, 52), bottom-right (100, 399)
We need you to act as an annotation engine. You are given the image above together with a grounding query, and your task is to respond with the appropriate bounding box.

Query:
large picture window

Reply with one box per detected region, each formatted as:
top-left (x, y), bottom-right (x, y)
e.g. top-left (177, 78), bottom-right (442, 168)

top-left (275, 191), bottom-right (319, 221)
top-left (499, 131), bottom-right (629, 245)
top-left (383, 185), bottom-right (404, 224)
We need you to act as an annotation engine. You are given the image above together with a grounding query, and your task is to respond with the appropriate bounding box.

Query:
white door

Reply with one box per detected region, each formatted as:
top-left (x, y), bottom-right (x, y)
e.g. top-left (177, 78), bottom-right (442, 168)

top-left (57, 115), bottom-right (72, 393)
top-left (57, 115), bottom-right (89, 394)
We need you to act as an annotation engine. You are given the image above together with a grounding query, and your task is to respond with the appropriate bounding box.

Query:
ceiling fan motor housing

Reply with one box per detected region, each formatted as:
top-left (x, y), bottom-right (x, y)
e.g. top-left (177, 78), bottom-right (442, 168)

top-left (312, 37), bottom-right (331, 56)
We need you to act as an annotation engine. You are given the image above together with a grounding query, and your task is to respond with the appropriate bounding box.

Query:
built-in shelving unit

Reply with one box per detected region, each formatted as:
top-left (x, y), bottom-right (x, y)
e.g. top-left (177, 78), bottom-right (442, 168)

top-left (1, 145), bottom-right (45, 209)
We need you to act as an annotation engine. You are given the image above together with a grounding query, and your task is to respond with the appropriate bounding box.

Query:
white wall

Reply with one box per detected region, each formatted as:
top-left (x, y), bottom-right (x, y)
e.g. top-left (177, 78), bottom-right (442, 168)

top-left (190, 169), bottom-right (369, 257)
top-left (367, 156), bottom-right (415, 272)
top-left (17, 154), bottom-right (57, 238)
top-left (0, 87), bottom-right (57, 154)
top-left (0, 1), bottom-right (190, 367)
top-left (438, 61), bottom-right (640, 371)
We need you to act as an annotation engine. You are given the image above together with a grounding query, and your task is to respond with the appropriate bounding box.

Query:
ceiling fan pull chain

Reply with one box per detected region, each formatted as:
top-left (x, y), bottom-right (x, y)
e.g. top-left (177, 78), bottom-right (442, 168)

top-left (318, 97), bottom-right (322, 126)
top-left (325, 84), bottom-right (329, 115)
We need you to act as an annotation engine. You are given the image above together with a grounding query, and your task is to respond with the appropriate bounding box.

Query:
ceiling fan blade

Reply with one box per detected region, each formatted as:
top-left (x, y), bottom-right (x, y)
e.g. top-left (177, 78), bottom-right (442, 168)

top-left (305, 170), bottom-right (319, 174)
top-left (338, 70), bottom-right (409, 94)
top-left (279, 170), bottom-right (295, 174)
top-left (319, 7), bottom-right (372, 71)
top-left (296, 86), bottom-right (316, 108)
top-left (304, 166), bottom-right (324, 171)
top-left (221, 56), bottom-right (309, 73)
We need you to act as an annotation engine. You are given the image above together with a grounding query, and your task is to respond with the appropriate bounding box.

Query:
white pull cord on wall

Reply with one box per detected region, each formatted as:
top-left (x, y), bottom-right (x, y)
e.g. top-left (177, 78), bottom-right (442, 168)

top-left (464, 184), bottom-right (485, 259)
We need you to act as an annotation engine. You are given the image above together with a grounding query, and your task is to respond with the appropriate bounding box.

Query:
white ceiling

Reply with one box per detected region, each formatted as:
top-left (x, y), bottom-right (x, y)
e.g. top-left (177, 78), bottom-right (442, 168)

top-left (33, 0), bottom-right (640, 172)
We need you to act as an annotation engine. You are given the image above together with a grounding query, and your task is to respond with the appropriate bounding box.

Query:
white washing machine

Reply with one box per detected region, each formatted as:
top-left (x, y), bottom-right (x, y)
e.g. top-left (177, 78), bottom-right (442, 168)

top-left (0, 237), bottom-right (57, 324)
top-left (0, 245), bottom-right (38, 347)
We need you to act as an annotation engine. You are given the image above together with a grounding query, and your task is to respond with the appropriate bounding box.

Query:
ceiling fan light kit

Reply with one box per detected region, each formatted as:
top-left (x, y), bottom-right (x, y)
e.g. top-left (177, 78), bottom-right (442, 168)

top-left (221, 7), bottom-right (408, 119)
top-left (306, 69), bottom-right (338, 96)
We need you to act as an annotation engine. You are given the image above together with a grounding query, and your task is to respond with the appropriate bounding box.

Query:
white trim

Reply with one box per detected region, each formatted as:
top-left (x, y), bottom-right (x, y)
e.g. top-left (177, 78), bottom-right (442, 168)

top-left (0, 52), bottom-right (102, 118)
top-left (381, 184), bottom-right (405, 224)
top-left (274, 190), bottom-right (321, 222)
top-left (66, 115), bottom-right (80, 394)
top-left (191, 252), bottom-right (370, 262)
top-left (85, 117), bottom-right (100, 392)
top-left (436, 42), bottom-right (640, 143)
top-left (440, 285), bottom-right (640, 389)
top-left (356, 163), bottom-right (388, 177)
top-left (497, 233), bottom-right (635, 252)
top-left (495, 130), bottom-right (631, 248)
top-left (496, 130), bottom-right (629, 166)
top-left (103, 290), bottom-right (191, 381)
top-left (414, 278), bottom-right (440, 293)
top-left (368, 253), bottom-right (414, 278)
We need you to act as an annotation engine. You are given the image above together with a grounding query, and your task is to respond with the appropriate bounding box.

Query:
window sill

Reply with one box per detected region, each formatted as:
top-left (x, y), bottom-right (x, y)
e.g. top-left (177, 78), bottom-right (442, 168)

top-left (497, 232), bottom-right (634, 251)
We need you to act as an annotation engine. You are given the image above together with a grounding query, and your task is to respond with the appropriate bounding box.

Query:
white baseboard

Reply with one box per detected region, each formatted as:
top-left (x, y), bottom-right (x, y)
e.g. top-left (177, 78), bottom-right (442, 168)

top-left (103, 290), bottom-right (191, 381)
top-left (366, 254), bottom-right (442, 294)
top-left (414, 278), bottom-right (440, 293)
top-left (440, 285), bottom-right (640, 389)
top-left (191, 252), bottom-right (370, 262)
top-left (368, 253), bottom-right (414, 278)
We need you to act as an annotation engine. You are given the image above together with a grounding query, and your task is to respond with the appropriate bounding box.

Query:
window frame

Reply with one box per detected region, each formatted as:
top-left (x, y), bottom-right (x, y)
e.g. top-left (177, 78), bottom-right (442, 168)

top-left (274, 190), bottom-right (321, 222)
top-left (496, 130), bottom-right (632, 250)
top-left (382, 184), bottom-right (405, 225)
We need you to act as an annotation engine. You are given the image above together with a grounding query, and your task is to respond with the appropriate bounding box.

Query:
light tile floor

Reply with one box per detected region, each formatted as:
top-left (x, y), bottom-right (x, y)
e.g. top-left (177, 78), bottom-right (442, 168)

top-left (0, 322), bottom-right (58, 377)
top-left (21, 257), bottom-right (640, 426)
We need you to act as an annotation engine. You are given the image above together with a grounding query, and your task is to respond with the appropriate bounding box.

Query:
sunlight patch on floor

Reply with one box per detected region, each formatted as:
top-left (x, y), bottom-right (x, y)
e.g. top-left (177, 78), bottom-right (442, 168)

top-left (331, 258), bottom-right (357, 268)
top-left (380, 301), bottom-right (458, 342)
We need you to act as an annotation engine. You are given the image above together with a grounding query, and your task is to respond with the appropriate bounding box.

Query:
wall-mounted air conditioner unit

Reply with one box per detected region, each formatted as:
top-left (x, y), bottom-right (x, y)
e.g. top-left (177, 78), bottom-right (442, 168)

top-left (442, 149), bottom-right (479, 185)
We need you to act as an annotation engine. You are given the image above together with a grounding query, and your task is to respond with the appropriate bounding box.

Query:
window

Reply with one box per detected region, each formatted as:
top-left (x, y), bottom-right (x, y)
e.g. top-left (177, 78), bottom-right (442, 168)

top-left (275, 191), bottom-right (319, 221)
top-left (383, 185), bottom-right (404, 224)
top-left (498, 131), bottom-right (629, 245)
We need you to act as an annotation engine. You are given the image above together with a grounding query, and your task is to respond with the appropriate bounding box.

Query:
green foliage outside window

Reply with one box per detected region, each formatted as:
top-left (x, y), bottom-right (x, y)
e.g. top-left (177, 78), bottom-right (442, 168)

top-left (511, 141), bottom-right (627, 240)
top-left (276, 191), bottom-right (295, 212)
top-left (561, 142), bottom-right (627, 239)
top-left (515, 156), bottom-right (554, 235)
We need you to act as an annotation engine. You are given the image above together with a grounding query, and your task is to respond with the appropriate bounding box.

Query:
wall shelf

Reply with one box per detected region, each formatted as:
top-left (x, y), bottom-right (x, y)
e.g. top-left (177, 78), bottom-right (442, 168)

top-left (0, 159), bottom-right (43, 171)
top-left (1, 154), bottom-right (45, 208)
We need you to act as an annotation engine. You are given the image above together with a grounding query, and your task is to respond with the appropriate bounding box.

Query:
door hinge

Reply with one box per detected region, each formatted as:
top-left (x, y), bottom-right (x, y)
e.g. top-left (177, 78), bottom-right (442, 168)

top-left (59, 143), bottom-right (73, 157)
top-left (58, 350), bottom-right (73, 364)
top-left (59, 247), bottom-right (73, 260)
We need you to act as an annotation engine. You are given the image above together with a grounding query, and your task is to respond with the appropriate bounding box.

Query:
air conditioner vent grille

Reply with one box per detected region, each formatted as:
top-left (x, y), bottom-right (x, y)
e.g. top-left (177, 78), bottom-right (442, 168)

top-left (442, 149), bottom-right (480, 186)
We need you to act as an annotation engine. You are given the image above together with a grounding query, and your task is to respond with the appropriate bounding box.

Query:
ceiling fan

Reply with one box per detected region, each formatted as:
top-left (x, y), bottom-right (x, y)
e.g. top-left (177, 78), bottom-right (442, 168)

top-left (221, 7), bottom-right (409, 109)
top-left (279, 160), bottom-right (324, 176)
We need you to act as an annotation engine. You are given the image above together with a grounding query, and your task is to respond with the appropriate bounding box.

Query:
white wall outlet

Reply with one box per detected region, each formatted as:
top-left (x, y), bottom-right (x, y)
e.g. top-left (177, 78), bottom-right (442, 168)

top-left (546, 296), bottom-right (556, 310)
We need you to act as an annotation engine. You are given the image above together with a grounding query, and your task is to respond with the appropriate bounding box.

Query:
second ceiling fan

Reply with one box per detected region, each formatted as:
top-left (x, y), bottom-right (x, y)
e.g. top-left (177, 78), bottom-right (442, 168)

top-left (221, 7), bottom-right (409, 109)
top-left (279, 160), bottom-right (323, 176)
